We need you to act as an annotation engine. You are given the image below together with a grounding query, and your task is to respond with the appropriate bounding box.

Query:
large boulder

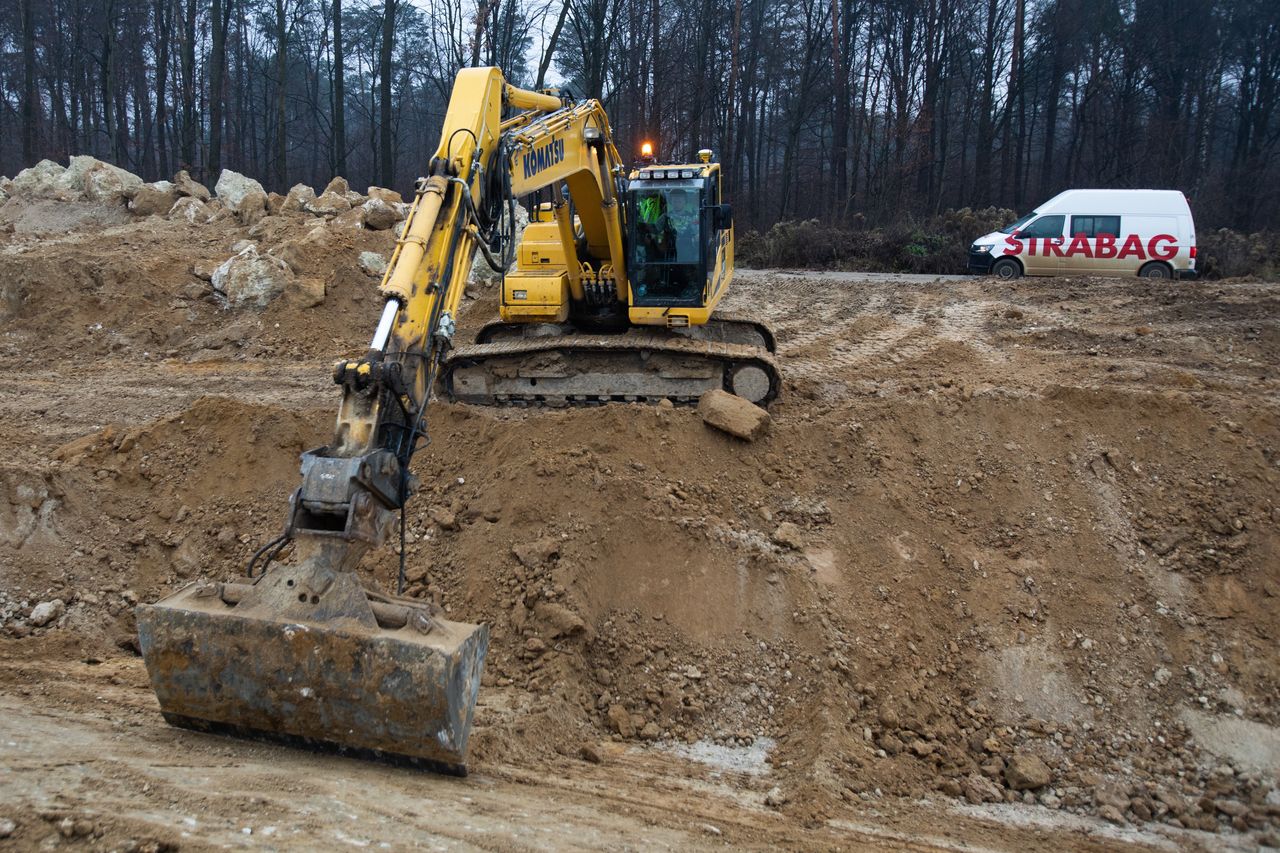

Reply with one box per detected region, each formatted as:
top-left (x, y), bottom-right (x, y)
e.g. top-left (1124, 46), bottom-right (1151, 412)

top-left (280, 183), bottom-right (315, 214)
top-left (366, 185), bottom-right (403, 205)
top-left (211, 245), bottom-right (292, 307)
top-left (271, 225), bottom-right (330, 273)
top-left (214, 169), bottom-right (267, 214)
top-left (330, 205), bottom-right (366, 230)
top-left (172, 169), bottom-right (211, 201)
top-left (305, 191), bottom-right (351, 216)
top-left (11, 160), bottom-right (67, 197)
top-left (57, 155), bottom-right (98, 193)
top-left (236, 190), bottom-right (269, 226)
top-left (1004, 754), bottom-right (1053, 790)
top-left (83, 163), bottom-right (142, 204)
top-left (362, 197), bottom-right (402, 231)
top-left (322, 176), bottom-right (349, 196)
top-left (58, 155), bottom-right (134, 199)
top-left (129, 181), bottom-right (179, 216)
top-left (169, 196), bottom-right (211, 224)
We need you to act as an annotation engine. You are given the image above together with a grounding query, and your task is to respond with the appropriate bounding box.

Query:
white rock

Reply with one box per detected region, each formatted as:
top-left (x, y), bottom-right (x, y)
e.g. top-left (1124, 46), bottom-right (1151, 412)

top-left (281, 183), bottom-right (315, 214)
top-left (211, 246), bottom-right (293, 307)
top-left (214, 169), bottom-right (267, 213)
top-left (57, 155), bottom-right (108, 197)
top-left (11, 159), bottom-right (67, 197)
top-left (30, 598), bottom-right (66, 627)
top-left (169, 196), bottom-right (211, 224)
top-left (82, 160), bottom-right (144, 203)
top-left (358, 251), bottom-right (388, 277)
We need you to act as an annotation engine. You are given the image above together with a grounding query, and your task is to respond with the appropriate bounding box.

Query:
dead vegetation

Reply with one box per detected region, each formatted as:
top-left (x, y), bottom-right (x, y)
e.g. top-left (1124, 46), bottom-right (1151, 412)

top-left (739, 208), bottom-right (1280, 281)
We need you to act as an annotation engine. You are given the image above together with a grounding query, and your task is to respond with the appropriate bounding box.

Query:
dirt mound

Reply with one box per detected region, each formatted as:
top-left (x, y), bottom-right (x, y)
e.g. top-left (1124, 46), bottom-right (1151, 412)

top-left (0, 397), bottom-right (328, 655)
top-left (10, 376), bottom-right (1276, 830)
top-left (0, 211), bottom-right (399, 365)
top-left (0, 224), bottom-right (1276, 843)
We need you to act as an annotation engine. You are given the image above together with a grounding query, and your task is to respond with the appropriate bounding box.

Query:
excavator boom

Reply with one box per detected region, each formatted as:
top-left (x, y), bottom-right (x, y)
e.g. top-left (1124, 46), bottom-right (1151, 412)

top-left (136, 65), bottom-right (777, 773)
top-left (137, 69), bottom-right (562, 772)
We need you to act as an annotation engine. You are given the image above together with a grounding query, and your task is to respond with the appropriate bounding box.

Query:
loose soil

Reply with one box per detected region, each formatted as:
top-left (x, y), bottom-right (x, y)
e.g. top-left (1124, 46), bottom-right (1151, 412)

top-left (0, 199), bottom-right (1277, 851)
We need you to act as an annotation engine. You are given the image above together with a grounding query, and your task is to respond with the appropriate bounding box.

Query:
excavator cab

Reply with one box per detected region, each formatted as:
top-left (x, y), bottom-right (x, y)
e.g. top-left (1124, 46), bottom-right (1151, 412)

top-left (627, 162), bottom-right (732, 309)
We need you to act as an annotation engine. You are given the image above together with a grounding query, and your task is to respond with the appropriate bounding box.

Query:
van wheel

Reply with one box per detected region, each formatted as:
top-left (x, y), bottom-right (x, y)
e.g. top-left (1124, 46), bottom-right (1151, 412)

top-left (991, 258), bottom-right (1022, 280)
top-left (1139, 261), bottom-right (1171, 279)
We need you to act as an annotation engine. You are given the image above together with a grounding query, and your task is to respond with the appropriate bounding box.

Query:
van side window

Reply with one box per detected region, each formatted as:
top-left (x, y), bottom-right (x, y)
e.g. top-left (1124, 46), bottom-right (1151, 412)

top-left (1071, 215), bottom-right (1120, 237)
top-left (1021, 215), bottom-right (1065, 239)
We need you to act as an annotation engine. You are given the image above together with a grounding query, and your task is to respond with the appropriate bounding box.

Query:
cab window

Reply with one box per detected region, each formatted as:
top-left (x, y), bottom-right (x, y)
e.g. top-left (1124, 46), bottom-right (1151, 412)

top-left (1070, 215), bottom-right (1120, 237)
top-left (629, 185), bottom-right (706, 306)
top-left (634, 188), bottom-right (701, 263)
top-left (1021, 215), bottom-right (1065, 239)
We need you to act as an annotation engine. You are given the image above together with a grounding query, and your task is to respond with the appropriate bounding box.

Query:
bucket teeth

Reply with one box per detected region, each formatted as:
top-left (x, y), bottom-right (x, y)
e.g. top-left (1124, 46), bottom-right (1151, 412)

top-left (136, 564), bottom-right (488, 772)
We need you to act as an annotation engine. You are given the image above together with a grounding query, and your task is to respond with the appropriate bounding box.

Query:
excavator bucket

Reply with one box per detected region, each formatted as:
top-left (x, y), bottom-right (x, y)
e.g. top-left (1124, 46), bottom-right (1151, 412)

top-left (136, 560), bottom-right (488, 775)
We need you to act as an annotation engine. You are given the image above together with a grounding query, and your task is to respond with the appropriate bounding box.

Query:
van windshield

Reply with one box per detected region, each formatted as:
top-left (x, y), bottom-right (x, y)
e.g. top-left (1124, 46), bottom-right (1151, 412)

top-left (1000, 212), bottom-right (1037, 234)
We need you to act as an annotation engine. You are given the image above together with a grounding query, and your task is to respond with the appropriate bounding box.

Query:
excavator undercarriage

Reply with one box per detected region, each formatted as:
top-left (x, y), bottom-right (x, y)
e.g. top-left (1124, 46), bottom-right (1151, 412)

top-left (444, 315), bottom-right (779, 406)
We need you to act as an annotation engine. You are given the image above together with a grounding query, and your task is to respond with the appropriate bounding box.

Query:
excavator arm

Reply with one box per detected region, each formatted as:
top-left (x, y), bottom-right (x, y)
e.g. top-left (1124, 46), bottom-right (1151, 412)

top-left (304, 74), bottom-right (636, 559)
top-left (136, 68), bottom-right (577, 775)
top-left (297, 68), bottom-right (564, 561)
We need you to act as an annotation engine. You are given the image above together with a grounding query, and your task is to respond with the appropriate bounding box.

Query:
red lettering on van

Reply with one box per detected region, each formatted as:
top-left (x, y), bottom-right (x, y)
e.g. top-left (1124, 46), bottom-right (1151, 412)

top-left (1043, 237), bottom-right (1064, 257)
top-left (1095, 234), bottom-right (1117, 259)
top-left (1067, 234), bottom-right (1093, 258)
top-left (1117, 234), bottom-right (1146, 259)
top-left (1004, 235), bottom-right (1023, 255)
top-left (1148, 234), bottom-right (1176, 261)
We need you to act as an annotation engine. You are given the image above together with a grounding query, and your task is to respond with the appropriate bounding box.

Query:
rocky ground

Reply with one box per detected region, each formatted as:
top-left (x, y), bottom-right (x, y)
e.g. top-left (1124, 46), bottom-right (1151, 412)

top-left (0, 157), bottom-right (1277, 851)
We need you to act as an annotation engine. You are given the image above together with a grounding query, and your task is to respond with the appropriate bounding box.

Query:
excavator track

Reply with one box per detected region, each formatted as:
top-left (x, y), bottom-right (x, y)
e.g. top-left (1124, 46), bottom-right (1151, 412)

top-left (442, 332), bottom-right (781, 407)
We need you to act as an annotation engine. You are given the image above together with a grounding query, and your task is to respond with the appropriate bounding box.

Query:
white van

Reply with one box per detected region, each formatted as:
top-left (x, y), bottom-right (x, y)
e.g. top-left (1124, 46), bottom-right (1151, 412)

top-left (968, 189), bottom-right (1197, 280)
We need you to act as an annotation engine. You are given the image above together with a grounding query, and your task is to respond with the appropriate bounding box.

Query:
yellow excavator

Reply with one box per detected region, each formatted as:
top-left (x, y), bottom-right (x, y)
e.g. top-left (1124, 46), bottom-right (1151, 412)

top-left (135, 68), bottom-right (779, 774)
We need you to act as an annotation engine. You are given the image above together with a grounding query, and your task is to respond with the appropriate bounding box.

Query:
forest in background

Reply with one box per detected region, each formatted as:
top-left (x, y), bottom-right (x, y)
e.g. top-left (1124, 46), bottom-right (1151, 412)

top-left (0, 0), bottom-right (1278, 234)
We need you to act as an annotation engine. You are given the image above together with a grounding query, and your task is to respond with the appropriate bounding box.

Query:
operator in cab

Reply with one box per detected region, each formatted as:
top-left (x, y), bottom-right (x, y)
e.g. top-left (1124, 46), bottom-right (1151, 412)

top-left (634, 189), bottom-right (701, 301)
top-left (638, 190), bottom-right (699, 261)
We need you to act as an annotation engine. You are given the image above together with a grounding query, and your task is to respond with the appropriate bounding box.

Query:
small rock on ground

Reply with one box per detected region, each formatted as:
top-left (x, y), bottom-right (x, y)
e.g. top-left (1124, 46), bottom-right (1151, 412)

top-left (30, 599), bottom-right (66, 627)
top-left (698, 389), bottom-right (771, 441)
top-left (1004, 753), bottom-right (1053, 790)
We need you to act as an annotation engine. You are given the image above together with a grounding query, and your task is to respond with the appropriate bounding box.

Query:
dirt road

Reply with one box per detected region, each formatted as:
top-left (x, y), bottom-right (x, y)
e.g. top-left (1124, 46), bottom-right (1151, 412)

top-left (1, 210), bottom-right (1277, 852)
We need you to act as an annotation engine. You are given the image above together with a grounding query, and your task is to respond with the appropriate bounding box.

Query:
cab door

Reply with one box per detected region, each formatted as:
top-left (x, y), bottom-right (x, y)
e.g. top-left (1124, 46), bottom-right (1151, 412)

top-left (1017, 215), bottom-right (1066, 275)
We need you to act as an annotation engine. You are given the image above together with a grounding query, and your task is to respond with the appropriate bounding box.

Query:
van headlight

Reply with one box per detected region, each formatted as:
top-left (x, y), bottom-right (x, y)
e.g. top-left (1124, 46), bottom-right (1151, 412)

top-left (971, 243), bottom-right (993, 254)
